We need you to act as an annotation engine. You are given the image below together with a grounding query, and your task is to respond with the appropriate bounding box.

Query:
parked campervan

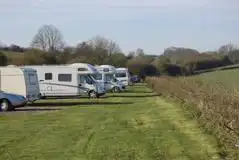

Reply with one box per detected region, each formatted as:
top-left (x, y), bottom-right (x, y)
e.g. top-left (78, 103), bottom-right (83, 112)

top-left (0, 66), bottom-right (41, 102)
top-left (115, 68), bottom-right (131, 86)
top-left (95, 65), bottom-right (125, 92)
top-left (23, 65), bottom-right (105, 98)
top-left (68, 63), bottom-right (106, 97)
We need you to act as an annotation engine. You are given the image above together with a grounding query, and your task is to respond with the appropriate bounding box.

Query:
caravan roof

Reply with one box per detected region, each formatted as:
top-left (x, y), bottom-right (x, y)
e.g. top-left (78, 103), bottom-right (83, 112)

top-left (116, 68), bottom-right (129, 72)
top-left (68, 63), bottom-right (98, 74)
top-left (97, 65), bottom-right (116, 73)
top-left (0, 67), bottom-right (36, 75)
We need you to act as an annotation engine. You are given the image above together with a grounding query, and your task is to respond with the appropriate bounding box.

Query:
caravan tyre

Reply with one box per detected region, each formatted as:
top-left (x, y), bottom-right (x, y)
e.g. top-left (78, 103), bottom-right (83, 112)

top-left (0, 99), bottom-right (13, 112)
top-left (89, 91), bottom-right (97, 99)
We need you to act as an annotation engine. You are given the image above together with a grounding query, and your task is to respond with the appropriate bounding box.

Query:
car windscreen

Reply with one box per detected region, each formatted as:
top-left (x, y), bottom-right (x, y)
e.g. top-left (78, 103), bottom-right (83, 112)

top-left (92, 73), bottom-right (102, 80)
top-left (115, 72), bottom-right (127, 78)
top-left (105, 74), bottom-right (114, 81)
top-left (88, 75), bottom-right (96, 84)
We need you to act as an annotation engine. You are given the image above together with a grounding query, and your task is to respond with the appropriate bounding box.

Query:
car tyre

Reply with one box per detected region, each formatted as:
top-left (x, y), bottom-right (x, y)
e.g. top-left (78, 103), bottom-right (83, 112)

top-left (0, 99), bottom-right (13, 112)
top-left (113, 87), bottom-right (120, 93)
top-left (89, 91), bottom-right (97, 99)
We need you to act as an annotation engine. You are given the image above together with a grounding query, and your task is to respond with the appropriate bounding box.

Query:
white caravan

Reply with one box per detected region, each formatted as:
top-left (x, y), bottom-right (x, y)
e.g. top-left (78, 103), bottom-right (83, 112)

top-left (95, 65), bottom-right (125, 92)
top-left (115, 68), bottom-right (131, 86)
top-left (23, 65), bottom-right (105, 98)
top-left (0, 66), bottom-right (40, 102)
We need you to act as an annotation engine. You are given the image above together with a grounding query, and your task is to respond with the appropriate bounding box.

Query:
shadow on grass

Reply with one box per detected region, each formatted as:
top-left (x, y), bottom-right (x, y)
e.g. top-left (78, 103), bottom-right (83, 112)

top-left (107, 94), bottom-right (159, 98)
top-left (28, 101), bottom-right (134, 107)
top-left (124, 91), bottom-right (154, 94)
top-left (15, 108), bottom-right (62, 112)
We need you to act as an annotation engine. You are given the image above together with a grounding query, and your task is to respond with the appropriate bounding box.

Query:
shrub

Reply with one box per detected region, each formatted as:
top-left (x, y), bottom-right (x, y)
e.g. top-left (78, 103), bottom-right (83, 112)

top-left (0, 52), bottom-right (8, 66)
top-left (146, 76), bottom-right (239, 159)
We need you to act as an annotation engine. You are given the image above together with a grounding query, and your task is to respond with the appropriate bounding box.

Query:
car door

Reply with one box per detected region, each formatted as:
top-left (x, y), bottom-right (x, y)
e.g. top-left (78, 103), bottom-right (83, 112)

top-left (104, 73), bottom-right (114, 90)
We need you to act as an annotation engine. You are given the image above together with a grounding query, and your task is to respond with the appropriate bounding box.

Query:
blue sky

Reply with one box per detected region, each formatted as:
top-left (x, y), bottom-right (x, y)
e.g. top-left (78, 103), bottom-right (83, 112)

top-left (0, 0), bottom-right (238, 55)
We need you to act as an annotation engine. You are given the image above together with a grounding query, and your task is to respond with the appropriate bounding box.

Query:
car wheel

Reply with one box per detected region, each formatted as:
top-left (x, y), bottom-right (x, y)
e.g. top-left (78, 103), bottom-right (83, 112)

top-left (96, 94), bottom-right (100, 98)
top-left (113, 87), bottom-right (120, 93)
top-left (89, 91), bottom-right (97, 98)
top-left (0, 99), bottom-right (13, 112)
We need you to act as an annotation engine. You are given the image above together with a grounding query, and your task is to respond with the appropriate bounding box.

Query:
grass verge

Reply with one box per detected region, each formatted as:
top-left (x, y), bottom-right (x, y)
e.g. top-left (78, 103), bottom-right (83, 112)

top-left (0, 84), bottom-right (220, 160)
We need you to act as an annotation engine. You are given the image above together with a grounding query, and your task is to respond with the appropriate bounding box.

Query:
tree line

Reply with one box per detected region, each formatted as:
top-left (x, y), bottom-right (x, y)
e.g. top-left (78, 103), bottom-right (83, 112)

top-left (0, 24), bottom-right (239, 77)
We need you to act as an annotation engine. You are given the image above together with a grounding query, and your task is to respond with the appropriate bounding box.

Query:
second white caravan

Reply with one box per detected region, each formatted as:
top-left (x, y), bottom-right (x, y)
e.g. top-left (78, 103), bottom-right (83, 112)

top-left (115, 68), bottom-right (131, 86)
top-left (0, 66), bottom-right (40, 102)
top-left (95, 65), bottom-right (125, 92)
top-left (23, 65), bottom-right (105, 98)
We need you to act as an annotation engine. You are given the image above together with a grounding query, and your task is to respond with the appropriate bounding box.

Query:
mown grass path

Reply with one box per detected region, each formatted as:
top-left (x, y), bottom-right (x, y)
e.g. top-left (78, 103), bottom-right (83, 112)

top-left (0, 84), bottom-right (220, 160)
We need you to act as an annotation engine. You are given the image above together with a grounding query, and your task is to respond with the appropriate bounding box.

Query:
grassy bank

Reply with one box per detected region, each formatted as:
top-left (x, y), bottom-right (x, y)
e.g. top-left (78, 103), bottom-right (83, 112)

top-left (0, 84), bottom-right (220, 160)
top-left (147, 70), bottom-right (239, 159)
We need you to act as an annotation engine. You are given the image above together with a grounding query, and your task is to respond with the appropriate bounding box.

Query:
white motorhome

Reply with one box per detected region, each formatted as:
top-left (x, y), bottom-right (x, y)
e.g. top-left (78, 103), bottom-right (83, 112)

top-left (94, 65), bottom-right (125, 92)
top-left (68, 63), bottom-right (105, 90)
top-left (0, 67), bottom-right (40, 102)
top-left (23, 65), bottom-right (105, 98)
top-left (115, 68), bottom-right (131, 86)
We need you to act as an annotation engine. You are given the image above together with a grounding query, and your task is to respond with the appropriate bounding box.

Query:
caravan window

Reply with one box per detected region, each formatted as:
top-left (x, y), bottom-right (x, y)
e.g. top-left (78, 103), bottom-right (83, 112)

top-left (58, 74), bottom-right (72, 82)
top-left (45, 73), bottom-right (52, 80)
top-left (80, 76), bottom-right (85, 83)
top-left (79, 75), bottom-right (94, 84)
top-left (28, 73), bottom-right (37, 85)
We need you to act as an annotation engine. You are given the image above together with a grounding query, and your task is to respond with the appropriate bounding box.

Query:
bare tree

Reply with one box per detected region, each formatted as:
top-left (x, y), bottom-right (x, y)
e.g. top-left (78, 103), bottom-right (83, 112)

top-left (218, 43), bottom-right (237, 55)
top-left (108, 40), bottom-right (121, 56)
top-left (136, 48), bottom-right (145, 57)
top-left (31, 25), bottom-right (64, 52)
top-left (88, 36), bottom-right (121, 55)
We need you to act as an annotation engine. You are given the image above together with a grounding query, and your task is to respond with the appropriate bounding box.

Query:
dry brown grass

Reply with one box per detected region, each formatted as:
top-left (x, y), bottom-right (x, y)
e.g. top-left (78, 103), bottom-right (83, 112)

top-left (146, 75), bottom-right (239, 159)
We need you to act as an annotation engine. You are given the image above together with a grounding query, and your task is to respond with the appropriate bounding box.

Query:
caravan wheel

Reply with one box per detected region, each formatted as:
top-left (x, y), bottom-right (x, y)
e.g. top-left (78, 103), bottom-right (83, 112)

top-left (89, 91), bottom-right (97, 98)
top-left (0, 99), bottom-right (13, 112)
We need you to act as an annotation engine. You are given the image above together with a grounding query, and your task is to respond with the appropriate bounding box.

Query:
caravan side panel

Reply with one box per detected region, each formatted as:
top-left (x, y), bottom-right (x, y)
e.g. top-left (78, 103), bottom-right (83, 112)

top-left (42, 72), bottom-right (78, 96)
top-left (26, 66), bottom-right (79, 97)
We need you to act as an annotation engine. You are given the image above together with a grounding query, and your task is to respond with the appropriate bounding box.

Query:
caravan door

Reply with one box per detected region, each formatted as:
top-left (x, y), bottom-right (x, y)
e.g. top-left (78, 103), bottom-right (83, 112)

top-left (104, 73), bottom-right (115, 90)
top-left (23, 70), bottom-right (40, 101)
top-left (78, 74), bottom-right (95, 95)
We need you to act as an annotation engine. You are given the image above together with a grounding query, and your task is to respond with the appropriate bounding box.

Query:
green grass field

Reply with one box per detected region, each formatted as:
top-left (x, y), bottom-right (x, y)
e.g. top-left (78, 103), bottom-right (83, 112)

top-left (0, 84), bottom-right (221, 160)
top-left (192, 68), bottom-right (239, 90)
